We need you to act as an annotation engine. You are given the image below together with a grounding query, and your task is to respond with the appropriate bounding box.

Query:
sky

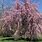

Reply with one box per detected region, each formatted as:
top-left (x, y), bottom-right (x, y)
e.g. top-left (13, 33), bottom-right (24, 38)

top-left (38, 0), bottom-right (42, 13)
top-left (0, 0), bottom-right (42, 13)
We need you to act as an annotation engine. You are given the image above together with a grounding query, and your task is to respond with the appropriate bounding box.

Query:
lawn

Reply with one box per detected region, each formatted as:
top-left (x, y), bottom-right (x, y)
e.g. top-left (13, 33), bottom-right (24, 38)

top-left (0, 37), bottom-right (42, 42)
top-left (0, 37), bottom-right (28, 42)
top-left (0, 40), bottom-right (28, 42)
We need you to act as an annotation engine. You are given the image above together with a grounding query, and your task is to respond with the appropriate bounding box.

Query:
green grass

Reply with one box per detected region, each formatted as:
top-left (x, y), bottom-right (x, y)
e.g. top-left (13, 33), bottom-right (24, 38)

top-left (0, 39), bottom-right (28, 42)
top-left (0, 37), bottom-right (28, 42)
top-left (0, 37), bottom-right (42, 42)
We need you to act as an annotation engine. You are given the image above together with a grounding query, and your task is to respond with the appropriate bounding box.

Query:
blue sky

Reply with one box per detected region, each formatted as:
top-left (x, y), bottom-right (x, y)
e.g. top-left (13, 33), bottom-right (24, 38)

top-left (0, 0), bottom-right (42, 13)
top-left (38, 0), bottom-right (42, 13)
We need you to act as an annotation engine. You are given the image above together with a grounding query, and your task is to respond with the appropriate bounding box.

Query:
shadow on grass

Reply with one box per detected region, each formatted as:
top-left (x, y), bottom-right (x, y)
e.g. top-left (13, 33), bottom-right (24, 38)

top-left (1, 37), bottom-right (42, 42)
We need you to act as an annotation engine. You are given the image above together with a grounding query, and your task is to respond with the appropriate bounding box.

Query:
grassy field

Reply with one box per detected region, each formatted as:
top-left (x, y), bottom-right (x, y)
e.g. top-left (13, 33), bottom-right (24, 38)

top-left (0, 40), bottom-right (28, 42)
top-left (0, 37), bottom-right (28, 42)
top-left (0, 37), bottom-right (42, 42)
